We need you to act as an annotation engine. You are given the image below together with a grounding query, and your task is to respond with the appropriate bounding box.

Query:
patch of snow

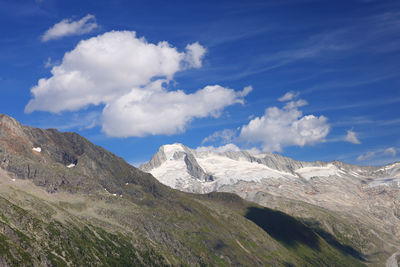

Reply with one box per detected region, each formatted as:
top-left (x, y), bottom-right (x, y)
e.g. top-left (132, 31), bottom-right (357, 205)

top-left (295, 164), bottom-right (340, 180)
top-left (349, 171), bottom-right (361, 177)
top-left (375, 163), bottom-right (400, 177)
top-left (162, 144), bottom-right (186, 160)
top-left (197, 154), bottom-right (294, 185)
top-left (151, 158), bottom-right (192, 189)
top-left (32, 147), bottom-right (41, 153)
top-left (383, 162), bottom-right (400, 170)
top-left (385, 163), bottom-right (400, 178)
top-left (104, 189), bottom-right (118, 196)
top-left (369, 178), bottom-right (400, 188)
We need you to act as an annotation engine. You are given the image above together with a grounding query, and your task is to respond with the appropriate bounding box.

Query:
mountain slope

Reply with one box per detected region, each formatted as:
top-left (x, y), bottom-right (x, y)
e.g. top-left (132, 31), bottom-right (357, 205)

top-left (0, 114), bottom-right (367, 266)
top-left (141, 143), bottom-right (400, 265)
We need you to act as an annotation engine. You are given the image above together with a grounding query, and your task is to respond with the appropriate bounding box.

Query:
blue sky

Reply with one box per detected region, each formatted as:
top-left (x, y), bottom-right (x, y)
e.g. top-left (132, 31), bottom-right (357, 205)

top-left (0, 0), bottom-right (399, 166)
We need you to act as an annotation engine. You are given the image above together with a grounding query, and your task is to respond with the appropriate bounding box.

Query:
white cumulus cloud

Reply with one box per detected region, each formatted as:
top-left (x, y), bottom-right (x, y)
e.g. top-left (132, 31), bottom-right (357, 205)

top-left (239, 95), bottom-right (330, 152)
top-left (42, 14), bottom-right (98, 42)
top-left (27, 31), bottom-right (249, 137)
top-left (27, 31), bottom-right (188, 113)
top-left (345, 129), bottom-right (361, 144)
top-left (184, 42), bottom-right (207, 68)
top-left (102, 82), bottom-right (250, 137)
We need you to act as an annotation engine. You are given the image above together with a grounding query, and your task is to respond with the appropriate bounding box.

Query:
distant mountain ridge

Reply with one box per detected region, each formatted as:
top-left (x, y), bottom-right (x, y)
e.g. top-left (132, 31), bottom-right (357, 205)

top-left (140, 143), bottom-right (400, 193)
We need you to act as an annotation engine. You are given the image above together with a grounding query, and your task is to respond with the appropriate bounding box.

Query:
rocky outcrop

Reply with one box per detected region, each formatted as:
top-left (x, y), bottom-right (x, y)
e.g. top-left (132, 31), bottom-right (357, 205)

top-left (140, 146), bottom-right (167, 172)
top-left (184, 153), bottom-right (214, 182)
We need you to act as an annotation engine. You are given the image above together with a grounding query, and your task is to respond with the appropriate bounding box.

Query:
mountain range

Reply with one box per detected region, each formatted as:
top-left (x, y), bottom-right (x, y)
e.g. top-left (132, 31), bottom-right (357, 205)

top-left (0, 114), bottom-right (379, 266)
top-left (141, 143), bottom-right (400, 266)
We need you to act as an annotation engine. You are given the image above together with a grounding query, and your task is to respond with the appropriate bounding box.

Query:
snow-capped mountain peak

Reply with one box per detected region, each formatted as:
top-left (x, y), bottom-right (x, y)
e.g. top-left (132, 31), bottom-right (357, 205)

top-left (140, 143), bottom-right (400, 193)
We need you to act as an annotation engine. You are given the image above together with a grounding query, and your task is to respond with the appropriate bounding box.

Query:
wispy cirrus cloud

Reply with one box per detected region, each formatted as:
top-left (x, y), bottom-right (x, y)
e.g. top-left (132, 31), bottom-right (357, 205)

top-left (357, 147), bottom-right (397, 162)
top-left (43, 57), bottom-right (59, 68)
top-left (42, 14), bottom-right (98, 42)
top-left (332, 116), bottom-right (400, 128)
top-left (385, 147), bottom-right (397, 157)
top-left (345, 129), bottom-right (361, 144)
top-left (357, 151), bottom-right (376, 161)
top-left (278, 91), bottom-right (299, 102)
top-left (201, 128), bottom-right (238, 145)
top-left (308, 97), bottom-right (400, 114)
top-left (221, 9), bottom-right (400, 83)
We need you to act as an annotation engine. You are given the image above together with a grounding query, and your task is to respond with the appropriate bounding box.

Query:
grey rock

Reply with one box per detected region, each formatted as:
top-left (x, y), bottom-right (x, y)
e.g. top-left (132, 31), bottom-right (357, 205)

top-left (184, 152), bottom-right (213, 182)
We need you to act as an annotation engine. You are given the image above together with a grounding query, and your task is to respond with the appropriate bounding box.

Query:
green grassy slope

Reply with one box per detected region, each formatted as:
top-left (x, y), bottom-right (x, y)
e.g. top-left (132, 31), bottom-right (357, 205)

top-left (0, 184), bottom-right (366, 266)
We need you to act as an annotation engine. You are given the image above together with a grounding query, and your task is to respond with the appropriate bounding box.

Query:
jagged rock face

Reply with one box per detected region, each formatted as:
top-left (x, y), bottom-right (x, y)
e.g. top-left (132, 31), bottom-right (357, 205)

top-left (142, 145), bottom-right (213, 182)
top-left (184, 152), bottom-right (214, 182)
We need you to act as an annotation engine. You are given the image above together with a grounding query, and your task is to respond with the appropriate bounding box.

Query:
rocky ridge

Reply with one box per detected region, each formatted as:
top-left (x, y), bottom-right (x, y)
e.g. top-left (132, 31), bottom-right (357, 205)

top-left (140, 143), bottom-right (399, 193)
